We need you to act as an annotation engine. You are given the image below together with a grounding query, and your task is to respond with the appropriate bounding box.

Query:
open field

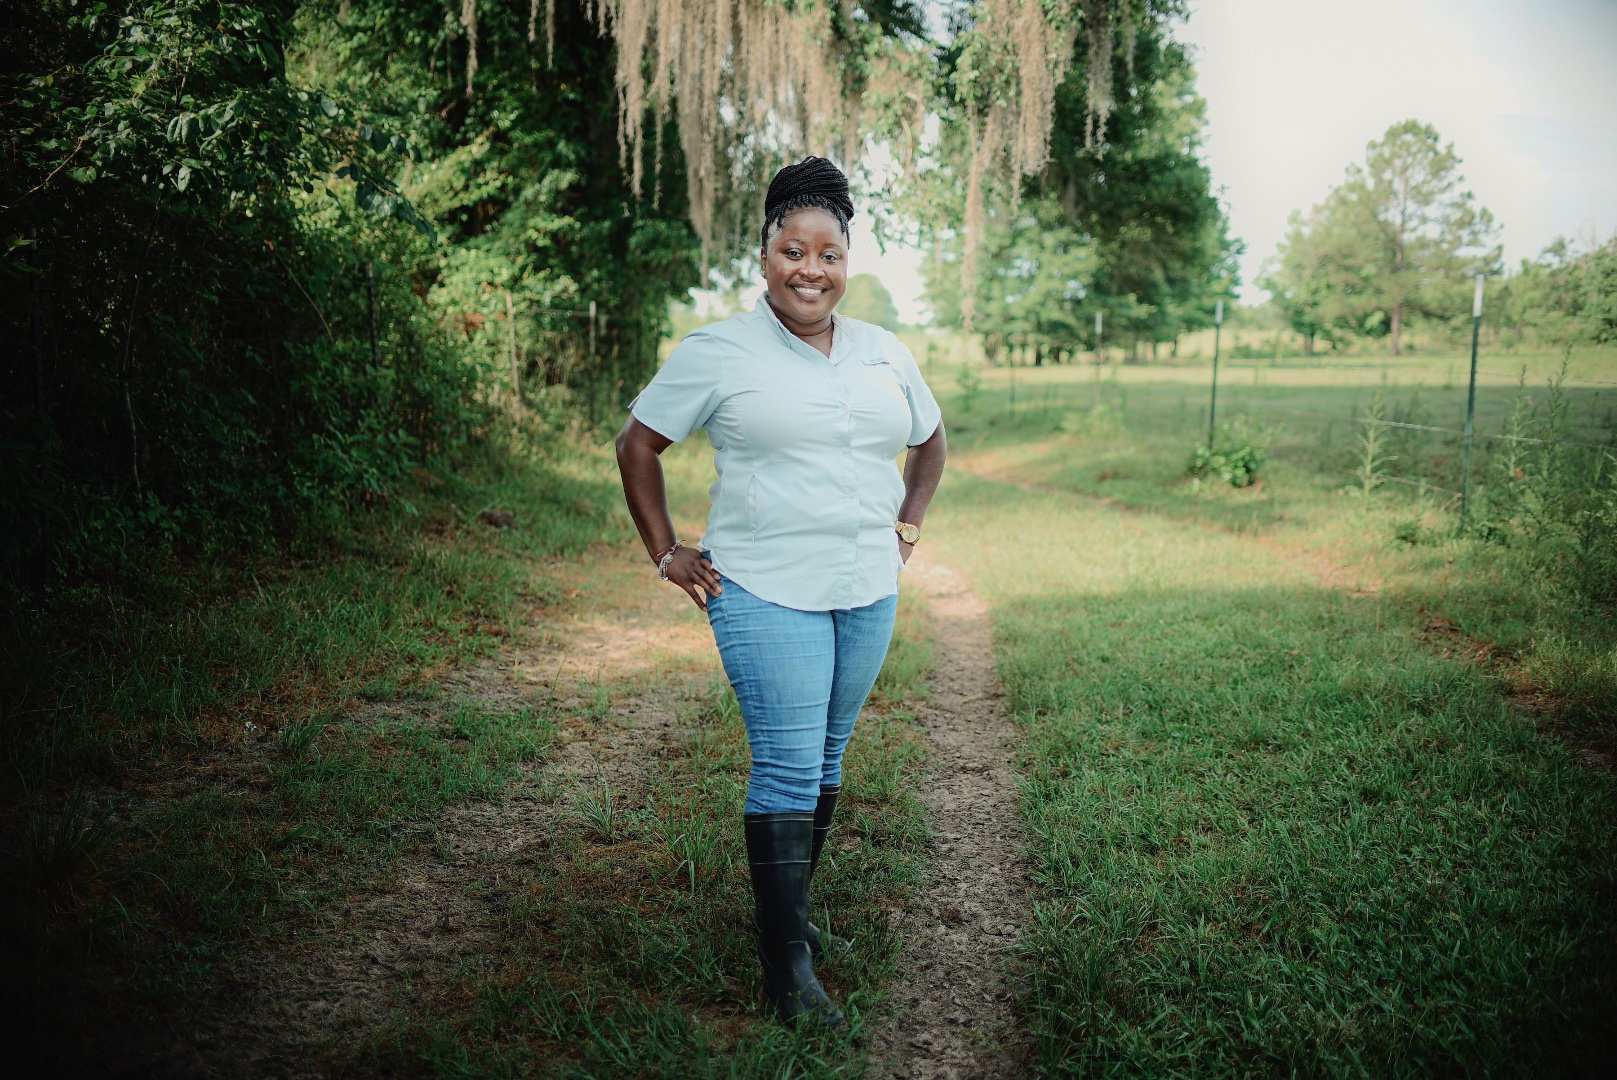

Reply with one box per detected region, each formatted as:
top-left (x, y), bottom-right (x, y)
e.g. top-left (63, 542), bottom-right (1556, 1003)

top-left (919, 341), bottom-right (1617, 1073)
top-left (7, 333), bottom-right (1615, 1075)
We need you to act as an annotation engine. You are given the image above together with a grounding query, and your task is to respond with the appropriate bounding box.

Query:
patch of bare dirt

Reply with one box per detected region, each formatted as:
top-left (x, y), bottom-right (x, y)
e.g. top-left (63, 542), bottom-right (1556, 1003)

top-left (869, 559), bottom-right (1033, 1079)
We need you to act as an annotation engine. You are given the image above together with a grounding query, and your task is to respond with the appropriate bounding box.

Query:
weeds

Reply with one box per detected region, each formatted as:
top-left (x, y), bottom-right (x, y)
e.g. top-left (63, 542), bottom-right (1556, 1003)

top-left (10, 783), bottom-right (125, 905)
top-left (1190, 416), bottom-right (1272, 488)
top-left (1352, 391), bottom-right (1393, 497)
top-left (955, 361), bottom-right (983, 412)
top-left (277, 709), bottom-right (332, 759)
top-left (574, 781), bottom-right (619, 842)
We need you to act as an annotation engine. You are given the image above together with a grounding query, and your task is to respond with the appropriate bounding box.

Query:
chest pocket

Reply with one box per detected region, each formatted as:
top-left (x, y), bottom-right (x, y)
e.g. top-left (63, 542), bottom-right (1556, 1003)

top-left (859, 353), bottom-right (909, 404)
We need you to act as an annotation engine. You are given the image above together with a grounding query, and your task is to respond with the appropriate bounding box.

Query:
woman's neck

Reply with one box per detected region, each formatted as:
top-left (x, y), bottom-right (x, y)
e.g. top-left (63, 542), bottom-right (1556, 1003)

top-left (766, 295), bottom-right (834, 343)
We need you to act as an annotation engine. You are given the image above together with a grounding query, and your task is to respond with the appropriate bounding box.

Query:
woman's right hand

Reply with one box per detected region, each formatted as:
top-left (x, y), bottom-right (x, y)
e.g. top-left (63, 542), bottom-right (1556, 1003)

top-left (666, 548), bottom-right (724, 610)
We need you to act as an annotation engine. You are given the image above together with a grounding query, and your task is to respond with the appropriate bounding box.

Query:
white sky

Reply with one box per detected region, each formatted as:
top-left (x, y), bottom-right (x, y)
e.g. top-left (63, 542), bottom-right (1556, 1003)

top-left (1179, 0), bottom-right (1617, 300)
top-left (713, 0), bottom-right (1617, 320)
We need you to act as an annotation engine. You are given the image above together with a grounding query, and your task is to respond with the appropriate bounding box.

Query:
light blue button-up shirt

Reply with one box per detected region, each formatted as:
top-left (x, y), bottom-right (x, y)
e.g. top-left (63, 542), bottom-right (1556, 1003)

top-left (630, 295), bottom-right (942, 612)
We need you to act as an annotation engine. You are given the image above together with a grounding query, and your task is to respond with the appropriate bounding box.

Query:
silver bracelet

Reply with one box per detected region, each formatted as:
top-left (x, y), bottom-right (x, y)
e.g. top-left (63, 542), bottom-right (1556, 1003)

top-left (657, 540), bottom-right (683, 580)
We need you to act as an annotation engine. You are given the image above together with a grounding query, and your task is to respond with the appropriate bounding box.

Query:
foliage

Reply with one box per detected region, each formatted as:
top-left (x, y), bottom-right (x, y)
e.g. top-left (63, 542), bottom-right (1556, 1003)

top-left (1476, 364), bottom-right (1617, 604)
top-left (841, 272), bottom-right (901, 329)
top-left (587, 0), bottom-right (930, 263)
top-left (1189, 416), bottom-right (1270, 488)
top-left (928, 359), bottom-right (1617, 1074)
top-left (1493, 235), bottom-right (1617, 347)
top-left (0, 0), bottom-right (716, 594)
top-left (920, 16), bottom-right (1238, 359)
top-left (1261, 120), bottom-right (1500, 355)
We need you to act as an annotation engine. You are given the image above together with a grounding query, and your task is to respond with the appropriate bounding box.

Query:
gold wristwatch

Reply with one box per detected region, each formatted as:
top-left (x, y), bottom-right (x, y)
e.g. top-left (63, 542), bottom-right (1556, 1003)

top-left (894, 521), bottom-right (921, 545)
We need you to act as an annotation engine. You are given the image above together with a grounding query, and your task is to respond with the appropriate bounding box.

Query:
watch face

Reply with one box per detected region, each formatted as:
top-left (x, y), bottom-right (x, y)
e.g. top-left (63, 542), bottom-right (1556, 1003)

top-left (898, 523), bottom-right (919, 544)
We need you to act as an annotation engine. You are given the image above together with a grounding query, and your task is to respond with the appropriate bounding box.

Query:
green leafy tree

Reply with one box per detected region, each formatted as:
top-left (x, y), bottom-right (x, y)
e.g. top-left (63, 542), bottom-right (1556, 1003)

top-left (1280, 120), bottom-right (1500, 354)
top-left (1496, 236), bottom-right (1617, 346)
top-left (1260, 207), bottom-right (1339, 354)
top-left (918, 10), bottom-right (1237, 361)
top-left (841, 273), bottom-right (902, 329)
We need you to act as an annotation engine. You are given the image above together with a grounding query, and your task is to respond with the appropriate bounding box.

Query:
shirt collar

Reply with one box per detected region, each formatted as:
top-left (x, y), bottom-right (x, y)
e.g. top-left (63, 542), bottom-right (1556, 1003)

top-left (756, 293), bottom-right (848, 364)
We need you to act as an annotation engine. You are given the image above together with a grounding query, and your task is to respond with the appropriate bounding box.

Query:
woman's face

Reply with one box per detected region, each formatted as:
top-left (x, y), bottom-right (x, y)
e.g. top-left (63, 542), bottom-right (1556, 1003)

top-left (761, 208), bottom-right (848, 328)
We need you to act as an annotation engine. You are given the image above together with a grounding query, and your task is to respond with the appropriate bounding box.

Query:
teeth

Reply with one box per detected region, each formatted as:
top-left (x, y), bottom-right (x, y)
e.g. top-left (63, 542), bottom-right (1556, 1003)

top-left (792, 285), bottom-right (823, 297)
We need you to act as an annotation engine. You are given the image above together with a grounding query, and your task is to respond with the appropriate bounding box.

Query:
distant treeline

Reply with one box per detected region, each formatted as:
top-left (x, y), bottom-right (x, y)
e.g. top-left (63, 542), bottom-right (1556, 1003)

top-left (1262, 119), bottom-right (1615, 356)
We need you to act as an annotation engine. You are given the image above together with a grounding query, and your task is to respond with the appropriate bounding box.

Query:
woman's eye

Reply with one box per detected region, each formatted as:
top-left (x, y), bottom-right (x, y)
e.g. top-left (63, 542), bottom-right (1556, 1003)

top-left (823, 252), bottom-right (839, 262)
top-left (784, 248), bottom-right (802, 258)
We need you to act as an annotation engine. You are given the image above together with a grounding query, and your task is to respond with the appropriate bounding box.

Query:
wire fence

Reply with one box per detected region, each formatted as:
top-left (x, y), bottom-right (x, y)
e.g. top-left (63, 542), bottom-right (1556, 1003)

top-left (1356, 416), bottom-right (1616, 453)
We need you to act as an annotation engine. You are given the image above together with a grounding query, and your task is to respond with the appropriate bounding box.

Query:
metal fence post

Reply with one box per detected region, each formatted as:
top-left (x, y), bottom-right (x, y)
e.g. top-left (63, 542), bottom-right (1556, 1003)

top-left (1460, 274), bottom-right (1484, 527)
top-left (1094, 311), bottom-right (1104, 407)
top-left (1207, 299), bottom-right (1223, 448)
top-left (587, 299), bottom-right (598, 427)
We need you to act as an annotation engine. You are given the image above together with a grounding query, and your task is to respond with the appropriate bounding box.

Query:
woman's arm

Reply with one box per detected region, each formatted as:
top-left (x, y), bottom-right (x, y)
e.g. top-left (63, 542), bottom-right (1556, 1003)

top-left (614, 416), bottom-right (724, 609)
top-left (896, 420), bottom-right (948, 563)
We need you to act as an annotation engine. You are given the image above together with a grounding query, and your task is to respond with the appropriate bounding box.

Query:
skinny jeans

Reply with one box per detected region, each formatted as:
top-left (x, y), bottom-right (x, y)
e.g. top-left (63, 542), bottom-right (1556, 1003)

top-left (705, 572), bottom-right (898, 815)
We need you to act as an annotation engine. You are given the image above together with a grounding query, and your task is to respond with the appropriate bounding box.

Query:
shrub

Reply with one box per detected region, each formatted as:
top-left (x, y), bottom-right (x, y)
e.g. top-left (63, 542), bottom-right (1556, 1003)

top-left (1190, 417), bottom-right (1272, 488)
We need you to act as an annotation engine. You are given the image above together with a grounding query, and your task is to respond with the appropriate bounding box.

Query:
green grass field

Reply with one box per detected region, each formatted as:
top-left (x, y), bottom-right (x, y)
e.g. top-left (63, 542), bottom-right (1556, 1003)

top-left (921, 341), bottom-right (1617, 1074)
top-left (8, 330), bottom-right (1616, 1075)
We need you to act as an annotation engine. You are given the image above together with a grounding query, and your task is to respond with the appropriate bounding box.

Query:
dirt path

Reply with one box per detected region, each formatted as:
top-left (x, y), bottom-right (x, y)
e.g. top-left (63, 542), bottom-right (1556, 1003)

top-left (175, 545), bottom-right (1033, 1077)
top-left (184, 548), bottom-right (722, 1077)
top-left (869, 559), bottom-right (1032, 1079)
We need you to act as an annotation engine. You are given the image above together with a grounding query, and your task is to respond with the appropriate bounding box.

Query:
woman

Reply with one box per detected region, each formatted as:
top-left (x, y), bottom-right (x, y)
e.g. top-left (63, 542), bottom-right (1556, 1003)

top-left (615, 156), bottom-right (947, 1027)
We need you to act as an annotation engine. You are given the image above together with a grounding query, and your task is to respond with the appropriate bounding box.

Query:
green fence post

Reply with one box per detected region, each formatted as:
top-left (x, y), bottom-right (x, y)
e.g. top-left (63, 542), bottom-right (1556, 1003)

top-left (1207, 299), bottom-right (1223, 448)
top-left (1460, 274), bottom-right (1484, 528)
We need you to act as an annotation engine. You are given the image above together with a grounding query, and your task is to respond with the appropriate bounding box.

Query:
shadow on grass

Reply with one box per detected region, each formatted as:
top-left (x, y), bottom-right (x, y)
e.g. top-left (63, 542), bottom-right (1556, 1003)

top-left (0, 450), bottom-right (626, 1074)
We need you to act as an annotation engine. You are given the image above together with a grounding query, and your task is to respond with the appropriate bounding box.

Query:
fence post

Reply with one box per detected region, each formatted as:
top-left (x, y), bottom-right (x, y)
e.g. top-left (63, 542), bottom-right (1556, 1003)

top-left (1009, 334), bottom-right (1017, 416)
top-left (1460, 274), bottom-right (1484, 527)
top-left (587, 299), bottom-right (598, 427)
top-left (1207, 299), bottom-right (1223, 448)
top-left (1094, 311), bottom-right (1104, 407)
top-left (365, 261), bottom-right (380, 371)
top-left (504, 290), bottom-right (519, 400)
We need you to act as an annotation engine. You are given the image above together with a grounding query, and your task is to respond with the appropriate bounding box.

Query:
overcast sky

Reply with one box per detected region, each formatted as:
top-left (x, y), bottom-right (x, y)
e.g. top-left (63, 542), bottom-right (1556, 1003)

top-left (851, 0), bottom-right (1617, 320)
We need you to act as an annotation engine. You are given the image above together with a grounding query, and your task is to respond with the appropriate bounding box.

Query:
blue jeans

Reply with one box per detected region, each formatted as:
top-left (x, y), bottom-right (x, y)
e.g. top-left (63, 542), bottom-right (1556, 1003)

top-left (706, 574), bottom-right (899, 815)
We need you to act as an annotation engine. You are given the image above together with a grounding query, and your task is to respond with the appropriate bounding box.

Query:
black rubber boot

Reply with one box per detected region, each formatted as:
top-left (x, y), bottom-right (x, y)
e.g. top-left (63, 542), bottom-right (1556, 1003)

top-left (745, 812), bottom-right (846, 1028)
top-left (807, 785), bottom-right (853, 960)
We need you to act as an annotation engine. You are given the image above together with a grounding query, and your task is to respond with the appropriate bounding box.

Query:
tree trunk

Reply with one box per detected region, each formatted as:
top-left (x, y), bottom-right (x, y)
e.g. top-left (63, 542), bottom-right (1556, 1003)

top-left (1304, 333), bottom-right (1314, 357)
top-left (1390, 302), bottom-right (1402, 356)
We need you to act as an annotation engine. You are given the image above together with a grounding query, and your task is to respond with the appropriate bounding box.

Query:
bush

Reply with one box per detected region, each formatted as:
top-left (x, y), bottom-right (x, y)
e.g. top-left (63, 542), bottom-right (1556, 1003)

top-left (1189, 417), bottom-right (1272, 488)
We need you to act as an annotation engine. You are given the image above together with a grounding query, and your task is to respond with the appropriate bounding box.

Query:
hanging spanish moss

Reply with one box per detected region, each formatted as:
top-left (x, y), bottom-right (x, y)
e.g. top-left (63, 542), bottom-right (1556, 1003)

top-left (591, 0), bottom-right (873, 266)
top-left (954, 0), bottom-right (1152, 326)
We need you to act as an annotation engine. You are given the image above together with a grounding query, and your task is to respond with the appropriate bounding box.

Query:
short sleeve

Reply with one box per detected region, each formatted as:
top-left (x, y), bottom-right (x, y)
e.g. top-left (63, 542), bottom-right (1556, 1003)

top-left (890, 338), bottom-right (943, 446)
top-left (628, 328), bottom-right (725, 443)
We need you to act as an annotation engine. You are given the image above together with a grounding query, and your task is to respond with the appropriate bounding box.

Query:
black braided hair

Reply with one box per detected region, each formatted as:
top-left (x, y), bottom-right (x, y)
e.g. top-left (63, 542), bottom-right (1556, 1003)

top-left (760, 156), bottom-right (854, 251)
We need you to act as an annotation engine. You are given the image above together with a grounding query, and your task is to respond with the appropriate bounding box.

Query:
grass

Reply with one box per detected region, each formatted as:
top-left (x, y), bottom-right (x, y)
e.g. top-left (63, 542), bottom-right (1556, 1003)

top-left (340, 600), bottom-right (935, 1078)
top-left (322, 436), bottom-right (938, 1077)
top-left (2, 426), bottom-right (939, 1076)
top-left (922, 341), bottom-right (1617, 1075)
top-left (0, 439), bottom-right (629, 1070)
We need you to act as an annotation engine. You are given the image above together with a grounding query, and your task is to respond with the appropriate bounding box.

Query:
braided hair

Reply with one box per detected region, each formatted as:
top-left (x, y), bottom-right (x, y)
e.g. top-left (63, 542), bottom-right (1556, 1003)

top-left (760, 156), bottom-right (855, 251)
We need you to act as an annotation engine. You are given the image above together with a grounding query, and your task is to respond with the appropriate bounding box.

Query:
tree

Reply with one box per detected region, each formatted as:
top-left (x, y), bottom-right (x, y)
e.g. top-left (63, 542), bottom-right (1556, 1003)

top-left (1279, 120), bottom-right (1500, 355)
top-left (841, 274), bottom-right (902, 329)
top-left (917, 12), bottom-right (1237, 360)
top-left (1260, 207), bottom-right (1339, 355)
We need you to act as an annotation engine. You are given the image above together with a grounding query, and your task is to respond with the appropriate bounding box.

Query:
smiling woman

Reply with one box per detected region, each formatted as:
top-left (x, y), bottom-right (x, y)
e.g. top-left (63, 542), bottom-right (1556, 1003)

top-left (614, 156), bottom-right (948, 1029)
